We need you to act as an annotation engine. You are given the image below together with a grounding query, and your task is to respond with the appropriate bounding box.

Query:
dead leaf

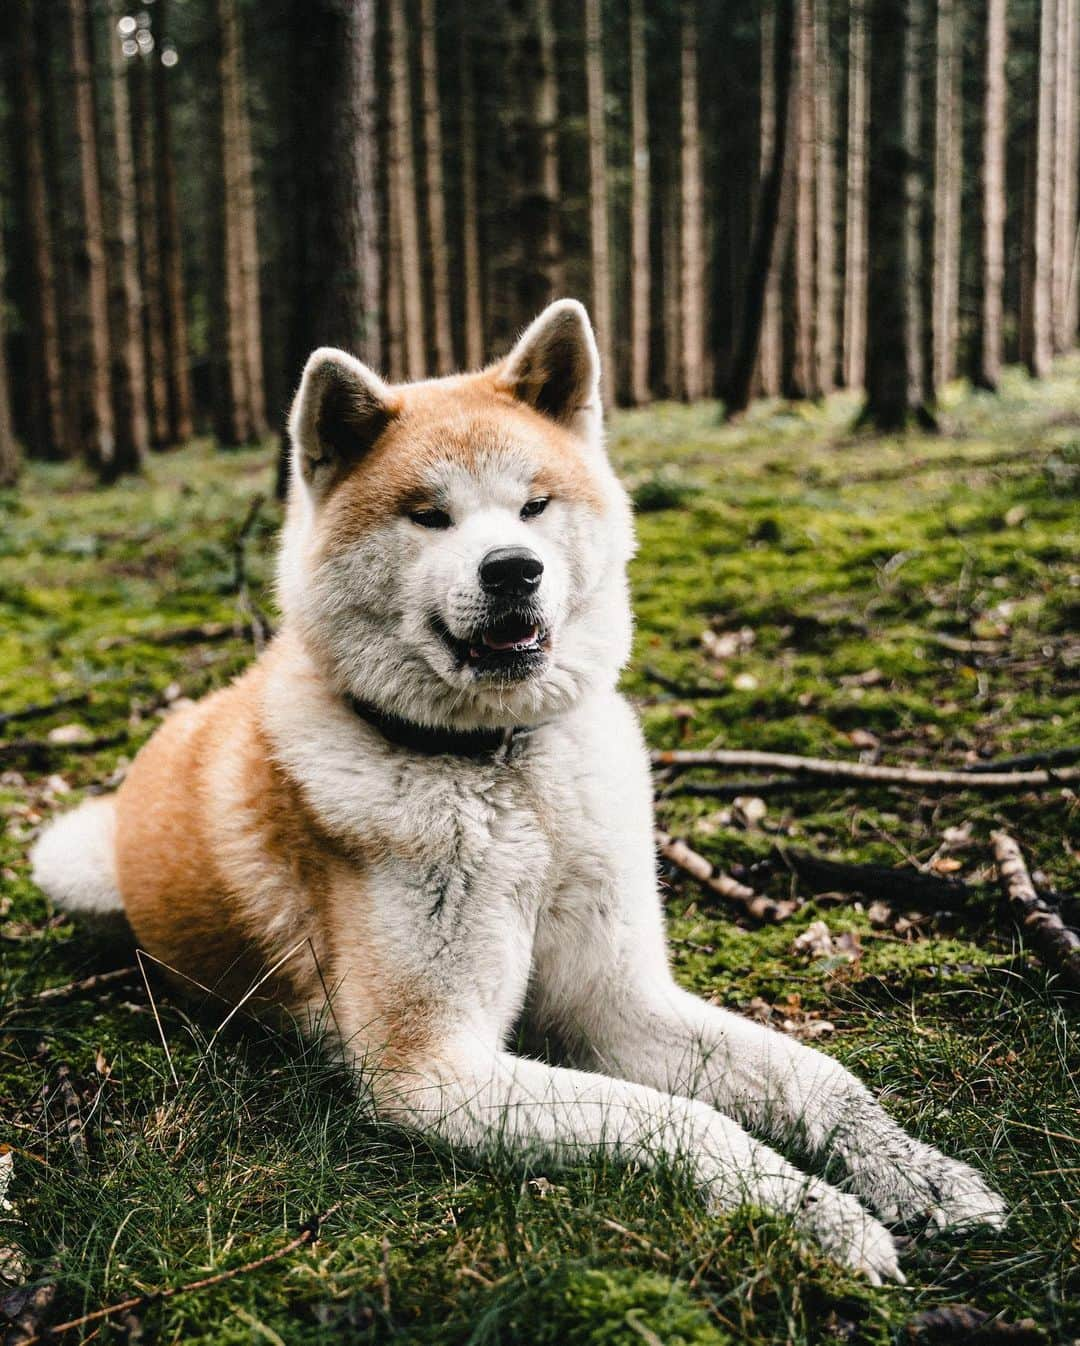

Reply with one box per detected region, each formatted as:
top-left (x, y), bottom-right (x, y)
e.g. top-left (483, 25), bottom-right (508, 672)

top-left (732, 795), bottom-right (767, 829)
top-left (930, 857), bottom-right (963, 874)
top-left (733, 672), bottom-right (758, 691)
top-left (45, 723), bottom-right (91, 745)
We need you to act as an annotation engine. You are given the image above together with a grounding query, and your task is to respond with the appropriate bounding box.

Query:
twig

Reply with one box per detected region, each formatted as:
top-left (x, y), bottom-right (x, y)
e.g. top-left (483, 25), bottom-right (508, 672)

top-left (659, 776), bottom-right (841, 800)
top-left (991, 832), bottom-right (1080, 991)
top-left (650, 748), bottom-right (1080, 791)
top-left (0, 695), bottom-right (90, 733)
top-left (772, 847), bottom-right (973, 910)
top-left (16, 1204), bottom-right (342, 1345)
top-left (98, 622), bottom-right (236, 650)
top-left (965, 744), bottom-right (1080, 773)
top-left (0, 734), bottom-right (127, 769)
top-left (904, 1302), bottom-right (1045, 1343)
top-left (137, 950), bottom-right (179, 1089)
top-left (10, 966), bottom-right (139, 1009)
top-left (641, 667), bottom-right (726, 699)
top-left (655, 830), bottom-right (795, 923)
top-left (231, 494), bottom-right (275, 652)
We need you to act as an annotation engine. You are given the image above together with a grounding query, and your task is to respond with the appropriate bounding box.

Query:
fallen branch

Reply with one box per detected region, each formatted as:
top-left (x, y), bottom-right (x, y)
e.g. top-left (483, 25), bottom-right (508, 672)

top-left (99, 622), bottom-right (236, 650)
top-left (655, 830), bottom-right (796, 923)
top-left (12, 966), bottom-right (139, 1009)
top-left (991, 832), bottom-right (1080, 991)
top-left (965, 744), bottom-right (1080, 773)
top-left (904, 1302), bottom-right (1045, 1343)
top-left (642, 667), bottom-right (726, 699)
top-left (770, 847), bottom-right (973, 910)
top-left (0, 695), bottom-right (90, 733)
top-left (650, 748), bottom-right (1080, 792)
top-left (16, 1204), bottom-right (341, 1345)
top-left (660, 776), bottom-right (840, 800)
top-left (0, 733), bottom-right (127, 769)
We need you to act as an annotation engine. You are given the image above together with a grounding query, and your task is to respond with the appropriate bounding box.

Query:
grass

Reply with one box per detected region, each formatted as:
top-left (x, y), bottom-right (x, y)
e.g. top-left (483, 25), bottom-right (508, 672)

top-left (1, 360), bottom-right (1078, 1343)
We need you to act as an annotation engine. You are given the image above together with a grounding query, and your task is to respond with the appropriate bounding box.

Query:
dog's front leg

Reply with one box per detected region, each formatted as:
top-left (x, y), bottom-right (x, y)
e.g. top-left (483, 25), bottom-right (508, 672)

top-left (375, 1044), bottom-right (903, 1283)
top-left (570, 975), bottom-right (1006, 1233)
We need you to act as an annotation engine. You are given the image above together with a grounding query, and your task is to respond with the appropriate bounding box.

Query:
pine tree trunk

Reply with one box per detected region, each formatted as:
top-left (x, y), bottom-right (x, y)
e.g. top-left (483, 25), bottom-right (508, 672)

top-left (679, 0), bottom-right (706, 401)
top-left (68, 0), bottom-right (116, 476)
top-left (1052, 0), bottom-right (1076, 349)
top-left (788, 0), bottom-right (817, 400)
top-left (105, 0), bottom-right (148, 471)
top-left (1065, 0), bottom-right (1080, 341)
top-left (757, 4), bottom-right (783, 397)
top-left (385, 116), bottom-right (406, 381)
top-left (11, 2), bottom-right (66, 460)
top-left (842, 0), bottom-right (869, 389)
top-left (1022, 0), bottom-right (1056, 377)
top-left (863, 0), bottom-right (933, 429)
top-left (663, 183), bottom-right (682, 399)
top-left (629, 0), bottom-right (651, 405)
top-left (388, 0), bottom-right (426, 379)
top-left (133, 54), bottom-right (171, 448)
top-left (814, 0), bottom-right (836, 394)
top-left (931, 0), bottom-right (962, 388)
top-left (726, 0), bottom-right (798, 418)
top-left (234, 38), bottom-right (267, 440)
top-left (0, 218), bottom-right (19, 488)
top-left (459, 4), bottom-right (484, 368)
top-left (585, 0), bottom-right (615, 407)
top-left (419, 0), bottom-right (455, 373)
top-left (153, 0), bottom-right (194, 443)
top-left (974, 0), bottom-right (1007, 390)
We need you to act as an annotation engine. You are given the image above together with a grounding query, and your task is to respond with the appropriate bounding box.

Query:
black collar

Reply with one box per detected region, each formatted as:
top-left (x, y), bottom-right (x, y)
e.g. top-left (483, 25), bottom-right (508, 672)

top-left (347, 696), bottom-right (536, 760)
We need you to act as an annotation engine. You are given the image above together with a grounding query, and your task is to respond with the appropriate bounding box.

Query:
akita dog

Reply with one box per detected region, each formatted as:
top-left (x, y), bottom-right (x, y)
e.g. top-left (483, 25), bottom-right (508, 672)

top-left (32, 300), bottom-right (1004, 1282)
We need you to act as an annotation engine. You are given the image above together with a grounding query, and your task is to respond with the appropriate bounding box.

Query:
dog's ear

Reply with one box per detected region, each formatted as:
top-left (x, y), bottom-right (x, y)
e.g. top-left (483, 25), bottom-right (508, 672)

top-left (288, 348), bottom-right (399, 493)
top-left (496, 300), bottom-right (603, 444)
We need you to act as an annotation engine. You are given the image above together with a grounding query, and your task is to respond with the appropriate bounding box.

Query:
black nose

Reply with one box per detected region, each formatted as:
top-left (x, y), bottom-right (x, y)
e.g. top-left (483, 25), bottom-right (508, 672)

top-left (479, 546), bottom-right (544, 598)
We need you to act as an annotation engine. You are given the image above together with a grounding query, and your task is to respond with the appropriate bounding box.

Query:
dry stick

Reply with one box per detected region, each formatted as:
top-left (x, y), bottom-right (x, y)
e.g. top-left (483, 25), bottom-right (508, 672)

top-left (231, 492), bottom-right (274, 652)
top-left (16, 1204), bottom-right (342, 1346)
top-left (655, 830), bottom-right (796, 923)
top-left (991, 831), bottom-right (1080, 991)
top-left (0, 694), bottom-right (90, 733)
top-left (772, 847), bottom-right (973, 909)
top-left (13, 966), bottom-right (139, 1008)
top-left (98, 622), bottom-right (236, 650)
top-left (650, 748), bottom-right (1080, 791)
top-left (0, 733), bottom-right (128, 768)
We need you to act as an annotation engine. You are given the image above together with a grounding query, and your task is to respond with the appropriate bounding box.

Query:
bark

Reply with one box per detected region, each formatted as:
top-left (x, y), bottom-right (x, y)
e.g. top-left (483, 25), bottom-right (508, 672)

top-left (656, 831), bottom-right (796, 923)
top-left (68, 0), bottom-right (116, 475)
top-left (757, 5), bottom-right (783, 399)
top-left (459, 4), bottom-right (484, 368)
top-left (842, 0), bottom-right (869, 389)
top-left (10, 2), bottom-right (66, 459)
top-left (974, 0), bottom-right (1007, 390)
top-left (991, 832), bottom-right (1080, 990)
top-left (862, 0), bottom-right (933, 430)
top-left (663, 184), bottom-right (682, 399)
top-left (419, 0), bottom-right (455, 373)
top-left (1021, 0), bottom-right (1056, 378)
top-left (105, 0), bottom-right (148, 471)
top-left (725, 0), bottom-right (798, 418)
top-left (153, 0), bottom-right (194, 442)
top-left (931, 0), bottom-right (962, 388)
top-left (814, 0), bottom-right (837, 394)
top-left (234, 32), bottom-right (267, 440)
top-left (388, 0), bottom-right (425, 379)
top-left (787, 0), bottom-right (817, 400)
top-left (0, 219), bottom-right (19, 488)
top-left (585, 0), bottom-right (615, 408)
top-left (679, 0), bottom-right (706, 401)
top-left (132, 55), bottom-right (170, 448)
top-left (629, 0), bottom-right (651, 405)
top-left (1052, 0), bottom-right (1077, 349)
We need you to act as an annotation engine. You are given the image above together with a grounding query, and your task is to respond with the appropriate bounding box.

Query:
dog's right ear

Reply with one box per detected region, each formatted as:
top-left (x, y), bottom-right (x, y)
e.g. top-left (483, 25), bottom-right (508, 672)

top-left (288, 348), bottom-right (399, 494)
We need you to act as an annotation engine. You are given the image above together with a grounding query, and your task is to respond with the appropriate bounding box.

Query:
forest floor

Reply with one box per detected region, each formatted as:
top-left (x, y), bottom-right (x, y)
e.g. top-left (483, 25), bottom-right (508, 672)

top-left (1, 361), bottom-right (1078, 1345)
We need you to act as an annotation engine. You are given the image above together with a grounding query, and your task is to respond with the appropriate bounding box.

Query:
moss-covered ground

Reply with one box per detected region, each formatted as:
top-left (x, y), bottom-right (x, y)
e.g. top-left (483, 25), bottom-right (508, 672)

top-left (1, 361), bottom-right (1078, 1343)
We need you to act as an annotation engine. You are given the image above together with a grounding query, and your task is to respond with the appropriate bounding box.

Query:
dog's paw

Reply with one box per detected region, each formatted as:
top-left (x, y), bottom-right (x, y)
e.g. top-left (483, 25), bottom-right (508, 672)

top-left (871, 1151), bottom-right (1007, 1234)
top-left (799, 1184), bottom-right (906, 1286)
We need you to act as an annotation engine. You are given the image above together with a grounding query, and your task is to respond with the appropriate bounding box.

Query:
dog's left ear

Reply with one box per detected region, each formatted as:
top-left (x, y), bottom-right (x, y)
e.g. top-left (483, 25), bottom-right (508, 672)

top-left (496, 300), bottom-right (603, 444)
top-left (289, 347), bottom-right (400, 494)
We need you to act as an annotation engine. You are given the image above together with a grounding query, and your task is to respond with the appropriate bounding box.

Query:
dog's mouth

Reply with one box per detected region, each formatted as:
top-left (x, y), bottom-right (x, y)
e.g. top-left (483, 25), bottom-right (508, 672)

top-left (433, 614), bottom-right (549, 679)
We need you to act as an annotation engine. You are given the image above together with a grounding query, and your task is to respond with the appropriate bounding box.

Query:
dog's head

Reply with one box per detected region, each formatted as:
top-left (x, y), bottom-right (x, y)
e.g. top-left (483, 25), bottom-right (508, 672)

top-left (279, 301), bottom-right (636, 730)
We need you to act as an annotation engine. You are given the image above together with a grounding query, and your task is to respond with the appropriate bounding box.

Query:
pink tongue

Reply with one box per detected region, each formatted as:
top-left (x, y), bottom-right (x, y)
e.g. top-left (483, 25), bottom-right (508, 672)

top-left (482, 625), bottom-right (538, 651)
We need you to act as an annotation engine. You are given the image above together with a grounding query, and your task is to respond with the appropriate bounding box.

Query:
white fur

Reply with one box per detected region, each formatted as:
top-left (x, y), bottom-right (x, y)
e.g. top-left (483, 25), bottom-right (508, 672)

top-left (30, 795), bottom-right (123, 916)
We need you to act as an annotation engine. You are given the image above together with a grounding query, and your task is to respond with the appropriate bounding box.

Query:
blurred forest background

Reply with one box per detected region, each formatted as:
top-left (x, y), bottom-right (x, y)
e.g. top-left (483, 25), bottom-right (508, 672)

top-left (0, 0), bottom-right (1077, 491)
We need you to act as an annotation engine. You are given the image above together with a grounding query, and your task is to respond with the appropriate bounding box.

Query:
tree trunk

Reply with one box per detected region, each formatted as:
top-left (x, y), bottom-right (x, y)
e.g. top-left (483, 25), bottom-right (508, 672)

top-left (814, 0), bottom-right (836, 394)
top-left (725, 0), bottom-right (798, 418)
top-left (68, 0), bottom-right (116, 476)
top-left (388, 0), bottom-right (425, 379)
top-left (679, 0), bottom-right (706, 400)
top-left (234, 33), bottom-right (267, 440)
top-left (1052, 0), bottom-right (1076, 349)
top-left (0, 219), bottom-right (19, 488)
top-left (153, 0), bottom-right (194, 443)
top-left (862, 0), bottom-right (934, 429)
top-left (629, 0), bottom-right (651, 405)
top-left (10, 2), bottom-right (66, 460)
top-left (974, 0), bottom-right (1007, 390)
top-left (133, 54), bottom-right (171, 448)
top-left (419, 0), bottom-right (455, 373)
top-left (757, 4), bottom-right (783, 397)
top-left (931, 0), bottom-right (962, 388)
top-left (104, 0), bottom-right (148, 472)
top-left (459, 4), bottom-right (484, 368)
top-left (787, 0), bottom-right (817, 400)
top-left (585, 0), bottom-right (615, 408)
top-left (663, 184), bottom-right (682, 399)
top-left (1021, 0), bottom-right (1056, 378)
top-left (842, 0), bottom-right (869, 389)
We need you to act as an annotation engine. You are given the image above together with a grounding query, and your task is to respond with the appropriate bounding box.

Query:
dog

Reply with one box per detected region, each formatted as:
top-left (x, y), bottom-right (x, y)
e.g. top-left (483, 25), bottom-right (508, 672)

top-left (31, 299), bottom-right (1004, 1283)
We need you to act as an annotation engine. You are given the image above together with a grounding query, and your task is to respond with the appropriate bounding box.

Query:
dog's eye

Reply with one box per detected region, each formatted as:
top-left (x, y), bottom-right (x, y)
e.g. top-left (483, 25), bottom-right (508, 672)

top-left (410, 508), bottom-right (452, 530)
top-left (520, 497), bottom-right (549, 520)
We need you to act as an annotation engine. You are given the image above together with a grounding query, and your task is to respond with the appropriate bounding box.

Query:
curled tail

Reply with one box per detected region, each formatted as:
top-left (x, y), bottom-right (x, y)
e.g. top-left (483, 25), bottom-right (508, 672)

top-left (30, 794), bottom-right (125, 918)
